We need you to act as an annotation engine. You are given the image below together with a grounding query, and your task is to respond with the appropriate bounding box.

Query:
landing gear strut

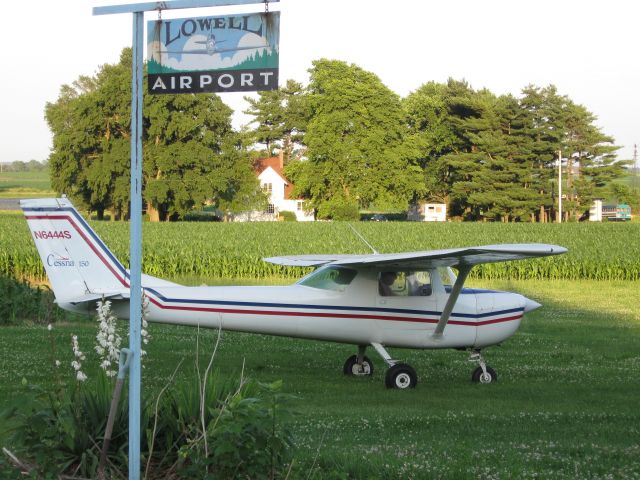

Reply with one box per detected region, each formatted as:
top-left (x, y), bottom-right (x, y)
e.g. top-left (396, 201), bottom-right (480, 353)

top-left (385, 363), bottom-right (417, 389)
top-left (372, 342), bottom-right (418, 389)
top-left (469, 349), bottom-right (497, 384)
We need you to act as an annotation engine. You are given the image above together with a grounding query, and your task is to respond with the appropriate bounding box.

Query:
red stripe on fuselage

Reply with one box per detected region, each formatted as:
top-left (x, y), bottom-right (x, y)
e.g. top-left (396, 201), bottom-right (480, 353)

top-left (147, 296), bottom-right (522, 327)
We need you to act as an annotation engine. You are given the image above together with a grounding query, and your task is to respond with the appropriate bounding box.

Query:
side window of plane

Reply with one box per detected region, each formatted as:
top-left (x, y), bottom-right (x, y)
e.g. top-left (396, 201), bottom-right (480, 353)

top-left (379, 271), bottom-right (432, 296)
top-left (407, 271), bottom-right (432, 296)
top-left (299, 266), bottom-right (358, 291)
top-left (379, 271), bottom-right (403, 296)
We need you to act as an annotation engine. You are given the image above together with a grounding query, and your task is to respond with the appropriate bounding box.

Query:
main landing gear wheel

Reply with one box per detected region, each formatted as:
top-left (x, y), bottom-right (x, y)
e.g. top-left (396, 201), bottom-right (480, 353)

top-left (471, 365), bottom-right (497, 384)
top-left (385, 363), bottom-right (418, 389)
top-left (343, 355), bottom-right (374, 376)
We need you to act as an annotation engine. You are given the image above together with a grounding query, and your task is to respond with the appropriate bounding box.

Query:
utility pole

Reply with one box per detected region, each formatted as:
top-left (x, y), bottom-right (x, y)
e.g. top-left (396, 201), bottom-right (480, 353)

top-left (557, 150), bottom-right (562, 223)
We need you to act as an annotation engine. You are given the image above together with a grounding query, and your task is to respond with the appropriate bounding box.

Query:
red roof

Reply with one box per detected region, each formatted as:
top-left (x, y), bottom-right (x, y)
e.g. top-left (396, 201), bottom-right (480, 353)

top-left (254, 153), bottom-right (295, 200)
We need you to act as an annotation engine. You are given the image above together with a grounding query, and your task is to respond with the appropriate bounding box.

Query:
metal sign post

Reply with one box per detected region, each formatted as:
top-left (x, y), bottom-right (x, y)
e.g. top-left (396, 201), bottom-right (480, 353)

top-left (92, 1), bottom-right (278, 478)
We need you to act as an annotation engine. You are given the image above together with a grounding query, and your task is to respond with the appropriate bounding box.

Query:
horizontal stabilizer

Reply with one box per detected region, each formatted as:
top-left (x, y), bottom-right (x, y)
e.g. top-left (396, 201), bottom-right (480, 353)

top-left (61, 291), bottom-right (131, 305)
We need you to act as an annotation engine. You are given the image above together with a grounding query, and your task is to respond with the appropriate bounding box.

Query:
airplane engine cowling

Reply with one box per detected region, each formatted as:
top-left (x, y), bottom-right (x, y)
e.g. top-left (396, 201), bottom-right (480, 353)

top-left (473, 292), bottom-right (524, 348)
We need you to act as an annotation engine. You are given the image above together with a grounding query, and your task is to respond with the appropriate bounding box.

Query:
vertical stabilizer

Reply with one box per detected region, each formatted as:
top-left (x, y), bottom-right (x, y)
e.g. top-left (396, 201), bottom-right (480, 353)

top-left (21, 198), bottom-right (129, 303)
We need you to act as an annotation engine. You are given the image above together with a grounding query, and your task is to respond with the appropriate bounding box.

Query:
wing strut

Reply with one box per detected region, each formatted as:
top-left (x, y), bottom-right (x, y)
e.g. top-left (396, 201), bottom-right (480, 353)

top-left (432, 264), bottom-right (473, 338)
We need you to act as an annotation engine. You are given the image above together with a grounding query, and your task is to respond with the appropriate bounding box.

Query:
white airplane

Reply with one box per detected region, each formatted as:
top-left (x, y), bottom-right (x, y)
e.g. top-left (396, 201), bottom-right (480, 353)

top-left (159, 33), bottom-right (268, 56)
top-left (21, 198), bottom-right (567, 389)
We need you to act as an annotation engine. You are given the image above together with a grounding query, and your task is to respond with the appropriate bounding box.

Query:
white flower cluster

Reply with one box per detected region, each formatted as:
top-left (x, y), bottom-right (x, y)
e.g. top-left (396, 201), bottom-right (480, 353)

top-left (140, 295), bottom-right (151, 358)
top-left (95, 299), bottom-right (122, 377)
top-left (71, 334), bottom-right (87, 382)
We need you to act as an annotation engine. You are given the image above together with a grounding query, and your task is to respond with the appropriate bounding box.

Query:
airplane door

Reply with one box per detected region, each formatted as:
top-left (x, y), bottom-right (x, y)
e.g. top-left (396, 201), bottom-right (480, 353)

top-left (376, 271), bottom-right (439, 333)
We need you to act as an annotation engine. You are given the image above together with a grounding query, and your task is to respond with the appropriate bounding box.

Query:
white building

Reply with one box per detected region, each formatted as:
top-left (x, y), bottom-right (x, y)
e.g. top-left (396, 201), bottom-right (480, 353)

top-left (407, 202), bottom-right (447, 222)
top-left (589, 199), bottom-right (603, 221)
top-left (235, 153), bottom-right (314, 222)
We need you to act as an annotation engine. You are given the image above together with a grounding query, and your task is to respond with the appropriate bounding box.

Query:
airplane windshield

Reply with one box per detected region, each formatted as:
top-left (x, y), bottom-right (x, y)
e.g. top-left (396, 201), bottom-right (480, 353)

top-left (298, 266), bottom-right (357, 291)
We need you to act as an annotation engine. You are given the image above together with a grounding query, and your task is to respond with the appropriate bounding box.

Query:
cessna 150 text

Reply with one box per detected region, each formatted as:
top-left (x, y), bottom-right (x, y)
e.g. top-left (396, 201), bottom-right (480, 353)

top-left (22, 198), bottom-right (567, 389)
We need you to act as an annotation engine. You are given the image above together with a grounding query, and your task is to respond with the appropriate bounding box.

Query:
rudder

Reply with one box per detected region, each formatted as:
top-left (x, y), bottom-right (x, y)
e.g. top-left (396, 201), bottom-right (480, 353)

top-left (21, 198), bottom-right (129, 303)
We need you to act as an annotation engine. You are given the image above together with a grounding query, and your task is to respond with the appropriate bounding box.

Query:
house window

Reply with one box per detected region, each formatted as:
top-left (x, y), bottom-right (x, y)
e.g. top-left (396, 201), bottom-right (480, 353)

top-left (296, 201), bottom-right (303, 211)
top-left (262, 183), bottom-right (272, 194)
top-left (266, 204), bottom-right (275, 214)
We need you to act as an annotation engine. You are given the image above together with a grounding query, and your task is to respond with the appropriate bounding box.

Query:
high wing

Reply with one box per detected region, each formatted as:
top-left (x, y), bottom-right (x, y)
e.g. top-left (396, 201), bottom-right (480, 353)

top-left (264, 243), bottom-right (568, 270)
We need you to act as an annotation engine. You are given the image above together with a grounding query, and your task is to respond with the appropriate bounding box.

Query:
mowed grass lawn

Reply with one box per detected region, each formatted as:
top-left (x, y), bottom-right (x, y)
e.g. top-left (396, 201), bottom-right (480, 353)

top-left (1, 279), bottom-right (639, 478)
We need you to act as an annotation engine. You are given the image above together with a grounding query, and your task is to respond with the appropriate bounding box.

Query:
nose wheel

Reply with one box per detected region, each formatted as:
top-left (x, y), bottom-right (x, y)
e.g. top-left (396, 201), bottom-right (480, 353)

top-left (469, 350), bottom-right (498, 384)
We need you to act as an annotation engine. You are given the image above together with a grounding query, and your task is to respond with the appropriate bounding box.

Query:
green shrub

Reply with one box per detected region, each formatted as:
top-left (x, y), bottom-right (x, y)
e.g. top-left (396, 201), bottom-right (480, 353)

top-left (279, 210), bottom-right (297, 222)
top-left (0, 276), bottom-right (68, 325)
top-left (4, 364), bottom-right (294, 478)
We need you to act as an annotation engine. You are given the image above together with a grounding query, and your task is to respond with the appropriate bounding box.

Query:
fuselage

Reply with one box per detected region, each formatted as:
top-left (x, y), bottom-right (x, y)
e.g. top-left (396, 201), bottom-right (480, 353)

top-left (66, 267), bottom-right (530, 350)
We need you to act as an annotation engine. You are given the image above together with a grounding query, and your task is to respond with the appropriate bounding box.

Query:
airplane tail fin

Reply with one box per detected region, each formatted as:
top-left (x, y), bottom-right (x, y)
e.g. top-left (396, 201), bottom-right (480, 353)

top-left (21, 198), bottom-right (130, 304)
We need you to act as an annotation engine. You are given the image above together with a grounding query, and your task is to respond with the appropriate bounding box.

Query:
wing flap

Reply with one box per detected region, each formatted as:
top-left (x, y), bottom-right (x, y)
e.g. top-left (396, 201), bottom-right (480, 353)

top-left (263, 254), bottom-right (365, 267)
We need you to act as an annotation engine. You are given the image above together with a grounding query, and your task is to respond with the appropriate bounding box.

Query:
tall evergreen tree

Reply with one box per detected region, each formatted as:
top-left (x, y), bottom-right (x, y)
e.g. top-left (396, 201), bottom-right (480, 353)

top-left (243, 79), bottom-right (309, 163)
top-left (406, 80), bottom-right (624, 222)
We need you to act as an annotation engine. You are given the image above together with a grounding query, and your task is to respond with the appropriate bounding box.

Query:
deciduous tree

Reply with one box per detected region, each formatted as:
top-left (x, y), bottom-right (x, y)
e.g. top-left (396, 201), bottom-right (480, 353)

top-left (286, 59), bottom-right (423, 219)
top-left (45, 48), bottom-right (259, 221)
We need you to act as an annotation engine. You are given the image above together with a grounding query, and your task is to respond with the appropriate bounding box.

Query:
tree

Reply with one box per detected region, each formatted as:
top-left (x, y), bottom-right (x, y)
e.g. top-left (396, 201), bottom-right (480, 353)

top-left (406, 81), bottom-right (624, 222)
top-left (403, 80), bottom-right (460, 204)
top-left (243, 79), bottom-right (309, 163)
top-left (46, 48), bottom-right (260, 221)
top-left (405, 80), bottom-right (539, 221)
top-left (286, 59), bottom-right (424, 219)
top-left (561, 102), bottom-right (623, 220)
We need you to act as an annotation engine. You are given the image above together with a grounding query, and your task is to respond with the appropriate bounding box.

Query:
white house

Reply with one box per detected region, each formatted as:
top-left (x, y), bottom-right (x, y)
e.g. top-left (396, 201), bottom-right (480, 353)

top-left (235, 152), bottom-right (314, 222)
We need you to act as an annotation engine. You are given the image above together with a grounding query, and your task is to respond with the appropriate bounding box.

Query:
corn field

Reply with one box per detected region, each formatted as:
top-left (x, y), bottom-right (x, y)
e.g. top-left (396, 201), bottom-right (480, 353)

top-left (1, 214), bottom-right (639, 282)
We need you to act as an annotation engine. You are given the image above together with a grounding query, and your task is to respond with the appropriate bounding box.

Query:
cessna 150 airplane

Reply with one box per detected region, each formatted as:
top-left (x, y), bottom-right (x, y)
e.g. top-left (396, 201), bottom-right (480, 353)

top-left (158, 32), bottom-right (268, 56)
top-left (22, 198), bottom-right (567, 389)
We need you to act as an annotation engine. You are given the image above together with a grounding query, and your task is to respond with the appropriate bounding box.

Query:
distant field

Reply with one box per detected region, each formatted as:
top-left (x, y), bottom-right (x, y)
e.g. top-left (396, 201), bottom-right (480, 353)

top-left (0, 170), bottom-right (54, 199)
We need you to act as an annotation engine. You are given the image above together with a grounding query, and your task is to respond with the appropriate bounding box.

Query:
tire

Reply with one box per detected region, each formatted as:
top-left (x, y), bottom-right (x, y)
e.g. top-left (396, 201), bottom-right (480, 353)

top-left (343, 354), bottom-right (374, 376)
top-left (384, 363), bottom-right (417, 389)
top-left (471, 365), bottom-right (497, 384)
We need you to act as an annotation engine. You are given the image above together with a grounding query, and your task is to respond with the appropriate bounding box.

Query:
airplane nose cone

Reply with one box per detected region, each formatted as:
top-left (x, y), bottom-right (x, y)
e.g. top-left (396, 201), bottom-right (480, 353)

top-left (523, 297), bottom-right (542, 313)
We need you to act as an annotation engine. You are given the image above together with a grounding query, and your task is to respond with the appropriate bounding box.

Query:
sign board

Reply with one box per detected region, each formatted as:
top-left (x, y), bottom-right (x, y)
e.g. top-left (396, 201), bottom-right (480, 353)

top-left (147, 12), bottom-right (279, 94)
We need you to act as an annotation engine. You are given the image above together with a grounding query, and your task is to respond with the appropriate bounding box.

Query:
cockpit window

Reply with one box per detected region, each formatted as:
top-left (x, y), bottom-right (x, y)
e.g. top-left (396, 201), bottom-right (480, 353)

top-left (298, 266), bottom-right (357, 291)
top-left (438, 267), bottom-right (455, 286)
top-left (379, 271), bottom-right (432, 296)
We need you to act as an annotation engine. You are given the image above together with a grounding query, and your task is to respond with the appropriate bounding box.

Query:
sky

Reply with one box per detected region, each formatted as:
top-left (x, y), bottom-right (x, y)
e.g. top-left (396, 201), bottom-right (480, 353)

top-left (1, 0), bottom-right (638, 164)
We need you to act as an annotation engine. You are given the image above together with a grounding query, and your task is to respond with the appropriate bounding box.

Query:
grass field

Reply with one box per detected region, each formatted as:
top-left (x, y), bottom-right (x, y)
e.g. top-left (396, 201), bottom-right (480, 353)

top-left (1, 279), bottom-right (639, 478)
top-left (0, 170), bottom-right (54, 198)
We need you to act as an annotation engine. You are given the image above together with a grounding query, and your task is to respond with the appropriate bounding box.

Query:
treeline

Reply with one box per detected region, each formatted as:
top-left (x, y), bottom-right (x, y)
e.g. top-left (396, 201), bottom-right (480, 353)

top-left (46, 49), bottom-right (629, 222)
top-left (1, 160), bottom-right (48, 172)
top-left (252, 61), bottom-right (627, 222)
